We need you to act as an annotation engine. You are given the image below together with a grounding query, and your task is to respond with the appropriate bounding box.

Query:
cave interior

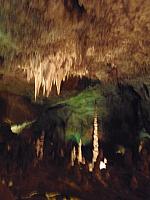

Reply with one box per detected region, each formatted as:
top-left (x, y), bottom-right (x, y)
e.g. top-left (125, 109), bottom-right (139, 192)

top-left (0, 0), bottom-right (150, 200)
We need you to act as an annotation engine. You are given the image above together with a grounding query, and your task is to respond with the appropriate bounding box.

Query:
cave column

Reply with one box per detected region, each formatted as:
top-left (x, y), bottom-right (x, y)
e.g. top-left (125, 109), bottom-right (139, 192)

top-left (91, 110), bottom-right (99, 171)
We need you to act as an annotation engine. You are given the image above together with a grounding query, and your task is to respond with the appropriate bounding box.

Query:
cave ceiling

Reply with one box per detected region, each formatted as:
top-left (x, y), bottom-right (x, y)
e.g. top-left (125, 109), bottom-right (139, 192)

top-left (0, 0), bottom-right (150, 97)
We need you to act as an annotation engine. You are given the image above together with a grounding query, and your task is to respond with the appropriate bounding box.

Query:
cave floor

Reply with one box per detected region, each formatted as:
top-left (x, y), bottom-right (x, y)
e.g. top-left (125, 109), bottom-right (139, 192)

top-left (1, 159), bottom-right (149, 200)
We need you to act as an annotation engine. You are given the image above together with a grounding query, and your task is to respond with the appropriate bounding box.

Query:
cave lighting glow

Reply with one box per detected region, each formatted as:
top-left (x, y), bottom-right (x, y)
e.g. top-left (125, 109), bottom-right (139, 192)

top-left (116, 145), bottom-right (125, 155)
top-left (11, 121), bottom-right (34, 134)
top-left (99, 158), bottom-right (107, 170)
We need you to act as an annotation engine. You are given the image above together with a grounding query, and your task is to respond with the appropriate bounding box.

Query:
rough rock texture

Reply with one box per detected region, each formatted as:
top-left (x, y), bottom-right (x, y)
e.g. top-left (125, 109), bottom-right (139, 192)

top-left (0, 91), bottom-right (40, 123)
top-left (0, 84), bottom-right (149, 199)
top-left (0, 0), bottom-right (149, 96)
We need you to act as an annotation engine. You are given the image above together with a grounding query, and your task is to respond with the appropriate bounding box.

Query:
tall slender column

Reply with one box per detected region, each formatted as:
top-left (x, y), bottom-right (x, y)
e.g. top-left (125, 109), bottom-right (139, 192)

top-left (78, 139), bottom-right (83, 163)
top-left (92, 111), bottom-right (99, 164)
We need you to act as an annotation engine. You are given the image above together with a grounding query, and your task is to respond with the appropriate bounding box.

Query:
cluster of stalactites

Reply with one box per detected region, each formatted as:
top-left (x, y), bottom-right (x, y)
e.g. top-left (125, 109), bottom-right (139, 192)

top-left (20, 44), bottom-right (88, 100)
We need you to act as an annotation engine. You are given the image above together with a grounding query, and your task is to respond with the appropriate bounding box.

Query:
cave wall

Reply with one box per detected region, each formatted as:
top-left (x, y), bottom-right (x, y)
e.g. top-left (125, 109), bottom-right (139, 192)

top-left (0, 91), bottom-right (40, 124)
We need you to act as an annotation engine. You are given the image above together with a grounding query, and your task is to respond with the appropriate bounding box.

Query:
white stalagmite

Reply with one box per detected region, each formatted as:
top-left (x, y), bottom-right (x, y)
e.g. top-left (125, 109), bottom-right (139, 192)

top-left (92, 111), bottom-right (99, 164)
top-left (89, 110), bottom-right (99, 171)
top-left (78, 139), bottom-right (83, 164)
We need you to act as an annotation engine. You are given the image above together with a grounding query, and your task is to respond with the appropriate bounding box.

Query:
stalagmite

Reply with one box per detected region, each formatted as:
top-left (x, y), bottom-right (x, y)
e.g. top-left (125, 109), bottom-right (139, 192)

top-left (82, 157), bottom-right (86, 165)
top-left (88, 111), bottom-right (99, 172)
top-left (71, 146), bottom-right (76, 166)
top-left (78, 139), bottom-right (83, 164)
top-left (89, 163), bottom-right (93, 172)
top-left (92, 111), bottom-right (99, 164)
top-left (36, 130), bottom-right (45, 160)
top-left (71, 142), bottom-right (85, 166)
